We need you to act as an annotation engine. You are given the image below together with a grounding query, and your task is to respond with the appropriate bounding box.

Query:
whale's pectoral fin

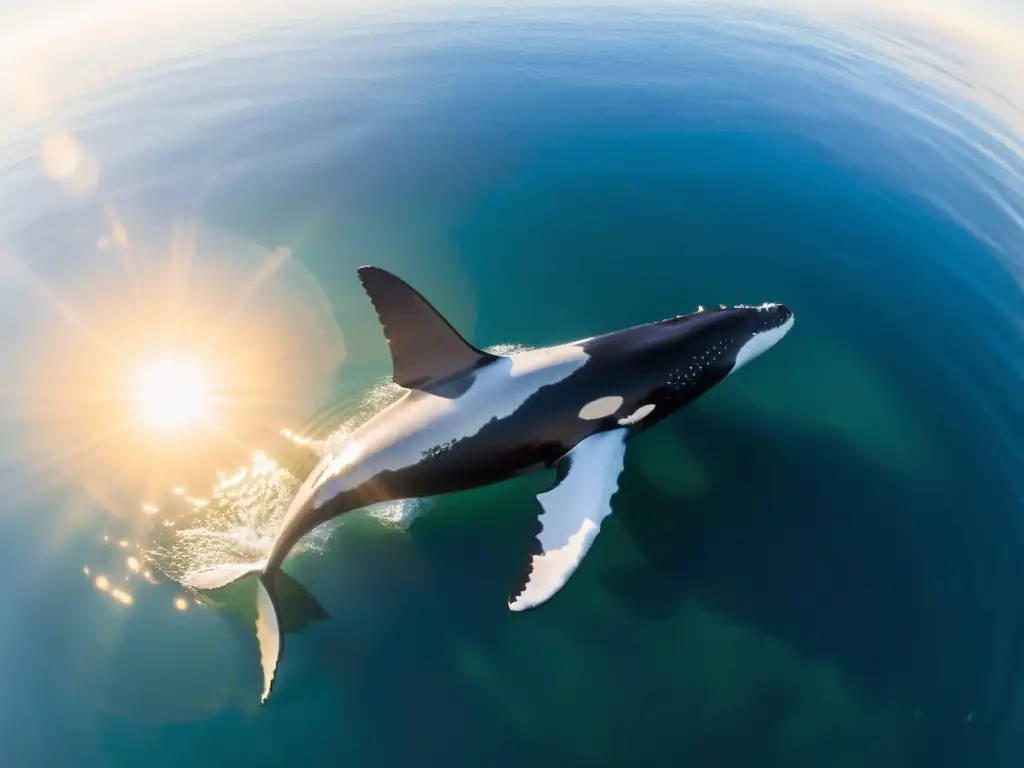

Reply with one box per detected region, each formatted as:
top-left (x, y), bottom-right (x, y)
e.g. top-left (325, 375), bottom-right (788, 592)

top-left (356, 265), bottom-right (501, 391)
top-left (509, 428), bottom-right (628, 611)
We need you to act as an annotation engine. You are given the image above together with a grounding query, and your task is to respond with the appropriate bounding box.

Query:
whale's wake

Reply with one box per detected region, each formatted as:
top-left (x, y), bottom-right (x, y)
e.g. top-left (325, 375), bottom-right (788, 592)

top-left (144, 343), bottom-right (530, 587)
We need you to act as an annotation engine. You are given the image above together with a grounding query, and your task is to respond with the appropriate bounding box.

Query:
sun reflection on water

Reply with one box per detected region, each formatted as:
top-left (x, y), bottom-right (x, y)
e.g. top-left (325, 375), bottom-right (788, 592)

top-left (2, 68), bottom-right (535, 626)
top-left (76, 369), bottom-right (440, 614)
top-left (0, 110), bottom-right (351, 536)
top-left (5, 118), bottom-right (360, 622)
top-left (34, 134), bottom-right (524, 621)
top-left (77, 370), bottom-right (457, 617)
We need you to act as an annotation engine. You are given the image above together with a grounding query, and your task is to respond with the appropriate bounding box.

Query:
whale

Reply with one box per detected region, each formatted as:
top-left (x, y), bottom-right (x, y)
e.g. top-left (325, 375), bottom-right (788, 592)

top-left (184, 265), bottom-right (795, 703)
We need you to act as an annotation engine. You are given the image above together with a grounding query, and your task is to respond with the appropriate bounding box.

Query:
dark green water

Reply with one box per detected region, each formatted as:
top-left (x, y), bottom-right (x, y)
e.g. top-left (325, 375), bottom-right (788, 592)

top-left (1, 4), bottom-right (1023, 766)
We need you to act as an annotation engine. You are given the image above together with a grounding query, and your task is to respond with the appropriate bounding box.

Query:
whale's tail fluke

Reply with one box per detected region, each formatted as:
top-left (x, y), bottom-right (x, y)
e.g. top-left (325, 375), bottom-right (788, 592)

top-left (182, 562), bottom-right (328, 704)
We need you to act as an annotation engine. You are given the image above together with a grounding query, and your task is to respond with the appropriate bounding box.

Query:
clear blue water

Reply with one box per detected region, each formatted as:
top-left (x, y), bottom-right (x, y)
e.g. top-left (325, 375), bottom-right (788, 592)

top-left (1, 3), bottom-right (1023, 766)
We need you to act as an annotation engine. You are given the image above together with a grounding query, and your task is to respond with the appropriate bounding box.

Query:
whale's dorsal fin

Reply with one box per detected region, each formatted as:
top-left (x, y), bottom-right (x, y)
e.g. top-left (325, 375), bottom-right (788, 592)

top-left (357, 265), bottom-right (500, 390)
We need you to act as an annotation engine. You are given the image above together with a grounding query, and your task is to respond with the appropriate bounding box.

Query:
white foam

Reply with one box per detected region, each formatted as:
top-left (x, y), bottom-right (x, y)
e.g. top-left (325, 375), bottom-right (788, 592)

top-left (365, 498), bottom-right (431, 530)
top-left (485, 342), bottom-right (534, 356)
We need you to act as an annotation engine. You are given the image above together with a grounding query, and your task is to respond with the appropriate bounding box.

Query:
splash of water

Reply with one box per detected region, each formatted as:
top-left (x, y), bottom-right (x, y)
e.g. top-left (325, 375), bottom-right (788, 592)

top-left (144, 342), bottom-right (531, 587)
top-left (143, 451), bottom-right (305, 584)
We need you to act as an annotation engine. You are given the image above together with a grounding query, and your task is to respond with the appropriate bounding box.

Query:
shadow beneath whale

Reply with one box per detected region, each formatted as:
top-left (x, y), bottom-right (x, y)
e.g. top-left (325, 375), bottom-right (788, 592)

top-left (281, 504), bottom-right (564, 765)
top-left (608, 408), bottom-right (930, 665)
top-left (605, 406), bottom-right (1001, 767)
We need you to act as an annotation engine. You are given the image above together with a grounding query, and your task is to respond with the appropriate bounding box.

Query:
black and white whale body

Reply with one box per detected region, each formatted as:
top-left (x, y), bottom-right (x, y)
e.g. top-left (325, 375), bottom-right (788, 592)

top-left (185, 265), bottom-right (795, 703)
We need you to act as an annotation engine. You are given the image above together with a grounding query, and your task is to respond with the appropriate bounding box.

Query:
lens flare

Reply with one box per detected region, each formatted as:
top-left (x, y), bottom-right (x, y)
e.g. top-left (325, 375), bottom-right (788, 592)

top-left (130, 357), bottom-right (211, 431)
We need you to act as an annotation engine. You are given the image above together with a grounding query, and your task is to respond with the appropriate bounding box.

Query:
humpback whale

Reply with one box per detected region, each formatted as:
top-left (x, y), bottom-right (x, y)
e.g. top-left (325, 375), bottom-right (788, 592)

top-left (185, 265), bottom-right (795, 703)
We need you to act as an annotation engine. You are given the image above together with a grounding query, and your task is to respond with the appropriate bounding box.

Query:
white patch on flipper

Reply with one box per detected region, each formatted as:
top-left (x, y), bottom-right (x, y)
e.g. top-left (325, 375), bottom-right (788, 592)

top-left (181, 561), bottom-right (265, 590)
top-left (286, 341), bottom-right (591, 526)
top-left (578, 395), bottom-right (624, 420)
top-left (729, 315), bottom-right (794, 375)
top-left (618, 403), bottom-right (655, 426)
top-left (509, 428), bottom-right (627, 612)
top-left (256, 577), bottom-right (282, 704)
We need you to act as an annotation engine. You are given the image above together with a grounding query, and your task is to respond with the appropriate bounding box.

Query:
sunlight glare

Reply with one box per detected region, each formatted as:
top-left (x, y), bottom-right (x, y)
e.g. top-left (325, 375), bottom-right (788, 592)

top-left (131, 357), bottom-right (211, 431)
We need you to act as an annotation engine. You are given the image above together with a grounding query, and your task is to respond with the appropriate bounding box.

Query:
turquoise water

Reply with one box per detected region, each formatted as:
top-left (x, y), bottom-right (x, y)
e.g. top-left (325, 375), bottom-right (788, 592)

top-left (2, 3), bottom-right (1024, 766)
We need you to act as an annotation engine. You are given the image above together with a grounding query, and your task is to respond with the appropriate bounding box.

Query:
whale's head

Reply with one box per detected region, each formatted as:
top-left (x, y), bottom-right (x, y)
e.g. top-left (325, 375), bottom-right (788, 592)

top-left (578, 300), bottom-right (794, 428)
top-left (618, 301), bottom-right (795, 410)
top-left (718, 302), bottom-right (795, 375)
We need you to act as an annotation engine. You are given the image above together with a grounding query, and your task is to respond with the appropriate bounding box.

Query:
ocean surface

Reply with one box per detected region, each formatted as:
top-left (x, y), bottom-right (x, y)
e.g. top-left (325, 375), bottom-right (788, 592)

top-left (1, 2), bottom-right (1023, 766)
